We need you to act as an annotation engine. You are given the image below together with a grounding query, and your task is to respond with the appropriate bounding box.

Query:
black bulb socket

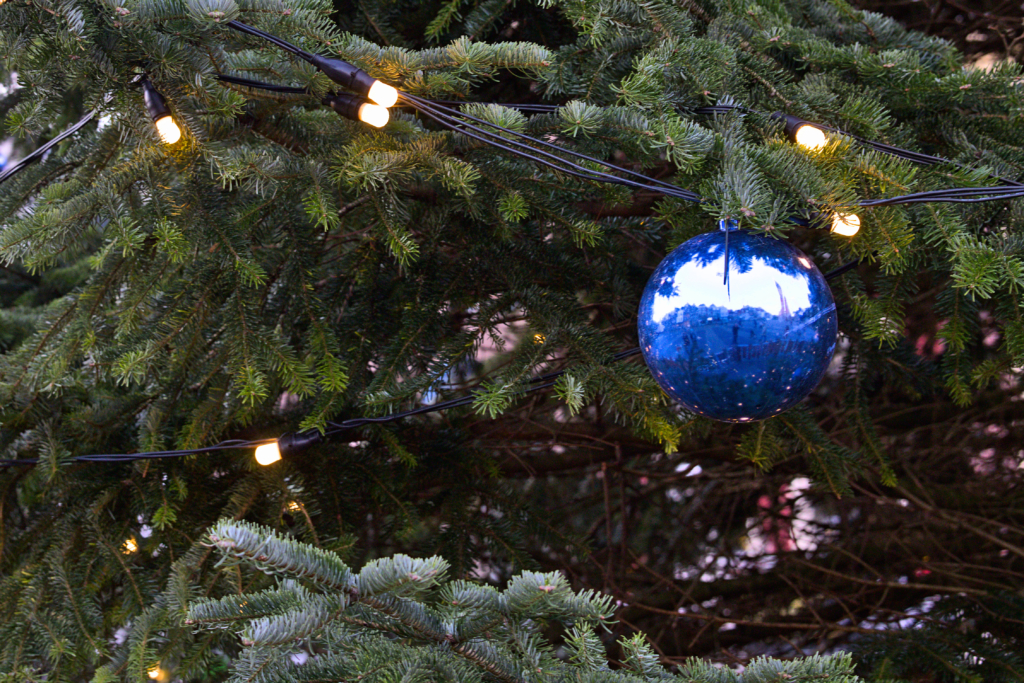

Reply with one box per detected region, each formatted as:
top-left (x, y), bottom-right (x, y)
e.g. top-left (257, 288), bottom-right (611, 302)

top-left (770, 112), bottom-right (809, 141)
top-left (278, 430), bottom-right (324, 458)
top-left (141, 78), bottom-right (172, 122)
top-left (310, 54), bottom-right (376, 97)
top-left (323, 93), bottom-right (369, 122)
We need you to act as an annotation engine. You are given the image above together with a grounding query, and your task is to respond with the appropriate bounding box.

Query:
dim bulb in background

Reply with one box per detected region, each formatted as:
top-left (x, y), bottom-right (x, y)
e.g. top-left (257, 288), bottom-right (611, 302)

top-left (832, 212), bottom-right (861, 237)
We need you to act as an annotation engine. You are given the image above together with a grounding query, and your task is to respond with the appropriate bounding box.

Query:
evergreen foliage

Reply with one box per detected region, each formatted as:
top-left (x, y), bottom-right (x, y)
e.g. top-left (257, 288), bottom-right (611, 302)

top-left (1, 0), bottom-right (1024, 680)
top-left (175, 519), bottom-right (863, 683)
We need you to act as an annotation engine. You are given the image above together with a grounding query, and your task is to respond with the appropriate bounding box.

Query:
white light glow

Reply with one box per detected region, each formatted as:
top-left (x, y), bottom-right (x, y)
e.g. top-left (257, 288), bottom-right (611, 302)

top-left (831, 212), bottom-right (861, 237)
top-left (255, 442), bottom-right (282, 466)
top-left (367, 80), bottom-right (398, 108)
top-left (154, 116), bottom-right (181, 144)
top-left (794, 124), bottom-right (827, 151)
top-left (357, 103), bottom-right (390, 128)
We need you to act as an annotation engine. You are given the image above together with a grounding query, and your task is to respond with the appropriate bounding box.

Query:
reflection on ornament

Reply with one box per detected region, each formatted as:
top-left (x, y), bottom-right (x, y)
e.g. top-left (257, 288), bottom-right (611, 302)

top-left (637, 221), bottom-right (838, 422)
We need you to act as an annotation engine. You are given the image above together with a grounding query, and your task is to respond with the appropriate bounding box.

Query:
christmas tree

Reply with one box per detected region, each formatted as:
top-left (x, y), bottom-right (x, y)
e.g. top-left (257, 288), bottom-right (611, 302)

top-left (1, 0), bottom-right (1023, 680)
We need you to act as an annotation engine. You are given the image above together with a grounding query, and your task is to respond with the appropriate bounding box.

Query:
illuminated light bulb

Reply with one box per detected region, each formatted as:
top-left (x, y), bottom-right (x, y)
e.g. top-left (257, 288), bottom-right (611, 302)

top-left (367, 80), bottom-right (398, 108)
top-left (254, 442), bottom-right (282, 466)
top-left (533, 333), bottom-right (546, 344)
top-left (831, 212), bottom-right (861, 237)
top-left (286, 500), bottom-right (301, 512)
top-left (141, 78), bottom-right (181, 145)
top-left (794, 124), bottom-right (827, 151)
top-left (122, 537), bottom-right (138, 554)
top-left (357, 103), bottom-right (390, 128)
top-left (148, 666), bottom-right (163, 680)
top-left (154, 116), bottom-right (181, 144)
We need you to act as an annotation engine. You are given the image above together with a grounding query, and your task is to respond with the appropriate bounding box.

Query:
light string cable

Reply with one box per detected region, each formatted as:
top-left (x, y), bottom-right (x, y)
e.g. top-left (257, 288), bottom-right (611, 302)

top-left (396, 91), bottom-right (703, 202)
top-left (0, 108), bottom-right (98, 186)
top-left (217, 70), bottom-right (703, 201)
top-left (0, 261), bottom-right (859, 469)
top-left (219, 70), bottom-right (1024, 210)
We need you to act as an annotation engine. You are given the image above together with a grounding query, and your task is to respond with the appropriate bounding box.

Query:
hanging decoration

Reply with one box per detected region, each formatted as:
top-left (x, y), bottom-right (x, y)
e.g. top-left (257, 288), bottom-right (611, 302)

top-left (638, 221), bottom-right (838, 422)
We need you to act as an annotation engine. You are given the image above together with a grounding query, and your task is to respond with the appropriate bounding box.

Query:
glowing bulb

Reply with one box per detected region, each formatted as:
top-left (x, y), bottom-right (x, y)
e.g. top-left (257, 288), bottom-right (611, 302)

top-left (286, 501), bottom-right (301, 512)
top-left (533, 333), bottom-right (546, 344)
top-left (122, 537), bottom-right (138, 554)
top-left (794, 124), bottom-right (827, 152)
top-left (831, 212), bottom-right (861, 237)
top-left (154, 116), bottom-right (181, 145)
top-left (357, 103), bottom-right (390, 128)
top-left (255, 442), bottom-right (282, 466)
top-left (367, 80), bottom-right (398, 108)
top-left (148, 666), bottom-right (163, 680)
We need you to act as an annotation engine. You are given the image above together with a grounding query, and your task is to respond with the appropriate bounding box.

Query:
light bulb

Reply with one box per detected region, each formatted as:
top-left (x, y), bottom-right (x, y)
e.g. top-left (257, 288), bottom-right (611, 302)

top-left (357, 103), bottom-right (390, 128)
top-left (831, 212), bottom-right (861, 237)
top-left (148, 666), bottom-right (163, 680)
top-left (255, 442), bottom-right (282, 466)
top-left (367, 80), bottom-right (398, 108)
top-left (154, 116), bottom-right (181, 145)
top-left (122, 537), bottom-right (138, 554)
top-left (794, 124), bottom-right (827, 152)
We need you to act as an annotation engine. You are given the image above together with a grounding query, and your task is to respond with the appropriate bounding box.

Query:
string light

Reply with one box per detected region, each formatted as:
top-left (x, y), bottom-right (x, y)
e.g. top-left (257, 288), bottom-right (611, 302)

top-left (323, 93), bottom-right (390, 128)
top-left (794, 124), bottom-right (827, 152)
top-left (122, 537), bottom-right (138, 554)
top-left (254, 443), bottom-right (282, 466)
top-left (367, 81), bottom-right (399, 109)
top-left (141, 78), bottom-right (181, 145)
top-left (831, 213), bottom-right (861, 237)
top-left (224, 20), bottom-right (398, 108)
top-left (148, 665), bottom-right (164, 680)
top-left (254, 431), bottom-right (325, 466)
top-left (774, 113), bottom-right (827, 152)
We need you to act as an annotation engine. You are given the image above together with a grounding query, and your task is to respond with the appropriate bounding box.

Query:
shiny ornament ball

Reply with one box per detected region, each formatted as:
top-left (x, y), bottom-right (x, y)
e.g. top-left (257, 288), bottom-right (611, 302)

top-left (638, 222), bottom-right (838, 422)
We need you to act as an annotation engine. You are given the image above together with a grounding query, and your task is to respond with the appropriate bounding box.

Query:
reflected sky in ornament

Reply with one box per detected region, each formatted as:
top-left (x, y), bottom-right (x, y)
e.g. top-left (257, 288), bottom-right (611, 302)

top-left (638, 227), bottom-right (838, 422)
top-left (649, 260), bottom-right (815, 322)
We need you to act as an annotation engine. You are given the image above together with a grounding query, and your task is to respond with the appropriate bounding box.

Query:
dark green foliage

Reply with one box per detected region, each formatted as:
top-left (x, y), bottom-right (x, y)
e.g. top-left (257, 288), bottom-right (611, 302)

top-left (2, 0), bottom-right (1024, 679)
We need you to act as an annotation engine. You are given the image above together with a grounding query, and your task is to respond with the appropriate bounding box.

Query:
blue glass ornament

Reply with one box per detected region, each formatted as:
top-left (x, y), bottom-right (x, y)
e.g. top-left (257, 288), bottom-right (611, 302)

top-left (638, 221), bottom-right (838, 422)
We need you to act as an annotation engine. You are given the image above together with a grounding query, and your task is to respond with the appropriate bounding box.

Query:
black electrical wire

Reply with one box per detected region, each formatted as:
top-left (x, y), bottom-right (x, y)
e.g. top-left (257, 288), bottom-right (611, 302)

top-left (0, 108), bottom-right (98, 187)
top-left (0, 254), bottom-right (862, 469)
top-left (210, 73), bottom-right (1024, 210)
top-left (0, 438), bottom-right (274, 468)
top-left (225, 20), bottom-right (315, 62)
top-left (401, 92), bottom-right (703, 203)
top-left (216, 73), bottom-right (309, 94)
top-left (404, 92), bottom-right (703, 199)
